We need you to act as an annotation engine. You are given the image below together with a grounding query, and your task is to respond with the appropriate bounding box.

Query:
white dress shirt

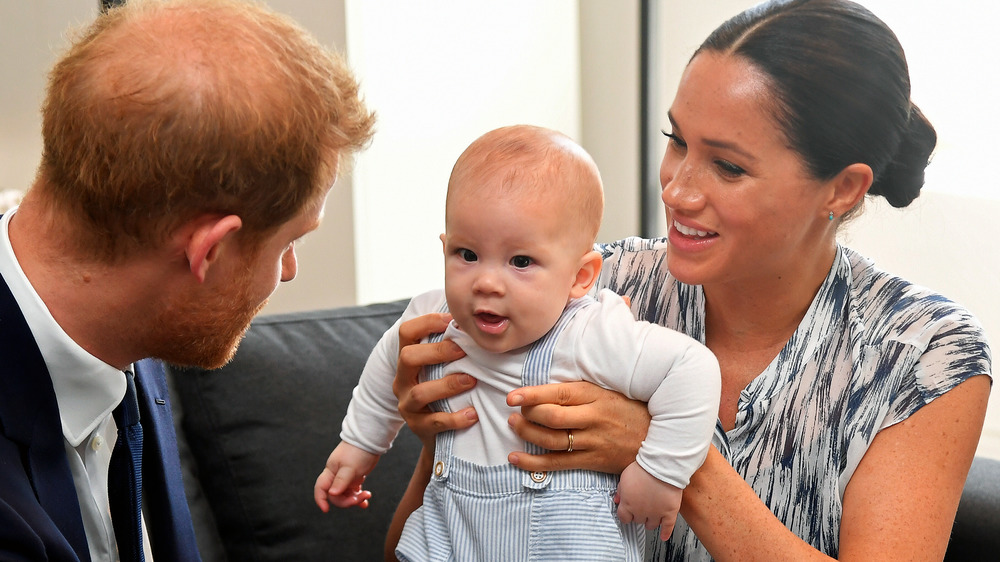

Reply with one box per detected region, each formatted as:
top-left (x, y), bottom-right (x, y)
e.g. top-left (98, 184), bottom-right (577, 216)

top-left (0, 209), bottom-right (153, 562)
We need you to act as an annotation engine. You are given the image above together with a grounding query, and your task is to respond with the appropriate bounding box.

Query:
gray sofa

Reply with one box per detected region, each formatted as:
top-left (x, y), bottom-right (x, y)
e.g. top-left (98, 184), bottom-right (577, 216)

top-left (168, 300), bottom-right (417, 561)
top-left (166, 300), bottom-right (1000, 561)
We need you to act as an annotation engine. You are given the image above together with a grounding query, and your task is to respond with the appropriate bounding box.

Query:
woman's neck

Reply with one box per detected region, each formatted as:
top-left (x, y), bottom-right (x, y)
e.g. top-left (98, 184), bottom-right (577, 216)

top-left (704, 242), bottom-right (838, 430)
top-left (703, 242), bottom-right (837, 349)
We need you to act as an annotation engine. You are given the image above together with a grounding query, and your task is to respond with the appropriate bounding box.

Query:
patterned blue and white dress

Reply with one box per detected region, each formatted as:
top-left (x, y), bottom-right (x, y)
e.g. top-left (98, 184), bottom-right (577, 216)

top-left (593, 237), bottom-right (993, 561)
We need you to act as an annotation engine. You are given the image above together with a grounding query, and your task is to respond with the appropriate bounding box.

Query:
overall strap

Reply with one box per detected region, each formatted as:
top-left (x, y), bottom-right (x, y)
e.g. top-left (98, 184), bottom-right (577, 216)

top-left (520, 297), bottom-right (591, 489)
top-left (424, 303), bottom-right (457, 480)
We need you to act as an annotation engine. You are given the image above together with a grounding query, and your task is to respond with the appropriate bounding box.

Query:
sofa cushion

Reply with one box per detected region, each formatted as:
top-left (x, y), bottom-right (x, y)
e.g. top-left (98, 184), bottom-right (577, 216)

top-left (169, 299), bottom-right (418, 562)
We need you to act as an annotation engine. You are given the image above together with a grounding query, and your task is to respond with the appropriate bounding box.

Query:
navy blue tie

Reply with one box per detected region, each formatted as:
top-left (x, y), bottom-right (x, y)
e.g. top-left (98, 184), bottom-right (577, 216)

top-left (109, 370), bottom-right (145, 562)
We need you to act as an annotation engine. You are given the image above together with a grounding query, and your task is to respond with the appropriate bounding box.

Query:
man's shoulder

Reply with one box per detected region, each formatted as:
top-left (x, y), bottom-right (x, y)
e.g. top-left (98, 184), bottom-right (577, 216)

top-left (0, 445), bottom-right (81, 561)
top-left (0, 370), bottom-right (85, 562)
top-left (0, 279), bottom-right (54, 440)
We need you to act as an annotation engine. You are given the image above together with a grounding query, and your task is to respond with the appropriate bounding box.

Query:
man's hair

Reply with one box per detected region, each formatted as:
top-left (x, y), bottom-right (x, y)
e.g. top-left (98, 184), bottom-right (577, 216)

top-left (446, 125), bottom-right (604, 250)
top-left (38, 0), bottom-right (375, 261)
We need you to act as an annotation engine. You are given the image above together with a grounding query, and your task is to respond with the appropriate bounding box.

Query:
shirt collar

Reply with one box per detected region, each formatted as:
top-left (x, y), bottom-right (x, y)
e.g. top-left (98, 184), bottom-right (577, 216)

top-left (0, 209), bottom-right (126, 446)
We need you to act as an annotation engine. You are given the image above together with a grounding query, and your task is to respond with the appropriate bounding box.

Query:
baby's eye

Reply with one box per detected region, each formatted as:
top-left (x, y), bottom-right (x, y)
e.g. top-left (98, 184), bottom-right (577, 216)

top-left (459, 249), bottom-right (478, 262)
top-left (510, 255), bottom-right (533, 268)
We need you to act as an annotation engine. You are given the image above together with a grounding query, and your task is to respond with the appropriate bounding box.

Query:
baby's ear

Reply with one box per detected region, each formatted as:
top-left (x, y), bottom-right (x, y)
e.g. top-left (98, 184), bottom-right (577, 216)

top-left (569, 250), bottom-right (603, 299)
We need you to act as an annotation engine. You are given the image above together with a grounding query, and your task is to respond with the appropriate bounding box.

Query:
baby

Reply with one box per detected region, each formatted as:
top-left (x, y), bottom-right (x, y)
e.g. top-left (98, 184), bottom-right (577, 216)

top-left (314, 125), bottom-right (721, 561)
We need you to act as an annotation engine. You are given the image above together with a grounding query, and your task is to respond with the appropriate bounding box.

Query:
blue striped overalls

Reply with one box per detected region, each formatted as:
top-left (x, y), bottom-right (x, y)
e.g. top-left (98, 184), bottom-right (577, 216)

top-left (395, 298), bottom-right (644, 561)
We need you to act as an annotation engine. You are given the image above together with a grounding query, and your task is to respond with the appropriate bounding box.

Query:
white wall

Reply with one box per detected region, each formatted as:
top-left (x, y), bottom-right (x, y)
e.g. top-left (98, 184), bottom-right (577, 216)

top-left (259, 0), bottom-right (357, 314)
top-left (580, 1), bottom-right (641, 244)
top-left (0, 2), bottom-right (97, 193)
top-left (342, 1), bottom-right (643, 306)
top-left (344, 0), bottom-right (584, 305)
top-left (864, 0), bottom-right (1000, 202)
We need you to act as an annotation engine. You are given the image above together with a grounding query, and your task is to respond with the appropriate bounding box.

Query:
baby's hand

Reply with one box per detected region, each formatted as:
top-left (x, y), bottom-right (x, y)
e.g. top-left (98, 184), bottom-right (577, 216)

top-left (313, 441), bottom-right (379, 512)
top-left (615, 461), bottom-right (683, 541)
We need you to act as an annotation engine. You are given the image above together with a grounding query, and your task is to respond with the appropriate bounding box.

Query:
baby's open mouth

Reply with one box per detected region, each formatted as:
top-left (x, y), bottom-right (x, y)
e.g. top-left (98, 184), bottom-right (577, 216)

top-left (474, 312), bottom-right (508, 334)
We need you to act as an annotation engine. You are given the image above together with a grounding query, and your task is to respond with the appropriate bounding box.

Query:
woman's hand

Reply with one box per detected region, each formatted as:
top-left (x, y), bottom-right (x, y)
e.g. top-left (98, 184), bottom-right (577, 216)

top-left (505, 381), bottom-right (650, 474)
top-left (392, 312), bottom-right (478, 448)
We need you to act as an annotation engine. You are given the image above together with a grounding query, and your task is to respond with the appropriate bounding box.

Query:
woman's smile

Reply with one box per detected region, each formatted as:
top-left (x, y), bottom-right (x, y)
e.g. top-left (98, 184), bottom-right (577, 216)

top-left (673, 220), bottom-right (717, 238)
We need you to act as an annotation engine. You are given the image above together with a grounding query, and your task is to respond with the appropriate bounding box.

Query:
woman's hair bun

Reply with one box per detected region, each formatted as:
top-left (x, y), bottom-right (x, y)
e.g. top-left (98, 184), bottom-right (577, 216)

top-left (868, 104), bottom-right (936, 208)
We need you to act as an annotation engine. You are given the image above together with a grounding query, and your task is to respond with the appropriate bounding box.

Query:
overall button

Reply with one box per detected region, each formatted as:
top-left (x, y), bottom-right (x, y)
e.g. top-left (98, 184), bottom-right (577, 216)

top-left (434, 461), bottom-right (445, 477)
top-left (530, 471), bottom-right (547, 483)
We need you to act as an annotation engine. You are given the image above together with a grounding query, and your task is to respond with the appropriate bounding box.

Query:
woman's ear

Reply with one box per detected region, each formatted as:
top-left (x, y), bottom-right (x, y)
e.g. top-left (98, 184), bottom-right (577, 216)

top-left (829, 163), bottom-right (874, 217)
top-left (184, 215), bottom-right (243, 283)
top-left (569, 250), bottom-right (604, 299)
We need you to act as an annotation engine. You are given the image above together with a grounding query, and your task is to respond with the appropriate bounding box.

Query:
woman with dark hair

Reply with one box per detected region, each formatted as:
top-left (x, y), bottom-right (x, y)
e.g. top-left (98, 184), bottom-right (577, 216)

top-left (388, 1), bottom-right (991, 560)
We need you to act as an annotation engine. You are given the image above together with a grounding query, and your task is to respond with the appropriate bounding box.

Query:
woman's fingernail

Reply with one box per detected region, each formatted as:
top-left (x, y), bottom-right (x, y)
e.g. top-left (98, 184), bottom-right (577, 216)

top-left (508, 393), bottom-right (523, 406)
top-left (508, 453), bottom-right (520, 465)
top-left (465, 408), bottom-right (478, 421)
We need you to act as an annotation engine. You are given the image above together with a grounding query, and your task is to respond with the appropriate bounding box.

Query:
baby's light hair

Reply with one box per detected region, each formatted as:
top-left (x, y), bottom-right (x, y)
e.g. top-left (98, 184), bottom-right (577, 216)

top-left (446, 125), bottom-right (604, 253)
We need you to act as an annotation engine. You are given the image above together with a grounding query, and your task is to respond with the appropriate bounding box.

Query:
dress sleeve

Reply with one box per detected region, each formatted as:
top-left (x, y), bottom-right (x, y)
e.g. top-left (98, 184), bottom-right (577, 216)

top-left (881, 305), bottom-right (992, 430)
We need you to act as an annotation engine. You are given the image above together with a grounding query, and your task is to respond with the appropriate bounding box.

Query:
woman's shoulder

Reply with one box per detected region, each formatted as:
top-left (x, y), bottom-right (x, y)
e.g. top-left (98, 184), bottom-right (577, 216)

top-left (842, 246), bottom-right (988, 350)
top-left (593, 237), bottom-right (693, 330)
top-left (840, 247), bottom-right (991, 427)
top-left (595, 236), bottom-right (672, 287)
top-left (596, 236), bottom-right (671, 258)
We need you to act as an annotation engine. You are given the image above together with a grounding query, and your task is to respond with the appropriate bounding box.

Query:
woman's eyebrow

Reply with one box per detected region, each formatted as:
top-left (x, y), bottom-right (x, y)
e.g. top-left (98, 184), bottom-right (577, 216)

top-left (667, 111), bottom-right (758, 163)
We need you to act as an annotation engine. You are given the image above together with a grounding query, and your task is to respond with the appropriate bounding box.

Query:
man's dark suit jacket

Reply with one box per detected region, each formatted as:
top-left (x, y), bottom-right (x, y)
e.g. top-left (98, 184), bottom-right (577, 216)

top-left (0, 274), bottom-right (201, 561)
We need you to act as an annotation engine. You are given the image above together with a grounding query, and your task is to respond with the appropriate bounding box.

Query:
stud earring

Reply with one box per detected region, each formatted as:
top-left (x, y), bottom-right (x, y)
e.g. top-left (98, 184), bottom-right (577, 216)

top-left (828, 211), bottom-right (835, 221)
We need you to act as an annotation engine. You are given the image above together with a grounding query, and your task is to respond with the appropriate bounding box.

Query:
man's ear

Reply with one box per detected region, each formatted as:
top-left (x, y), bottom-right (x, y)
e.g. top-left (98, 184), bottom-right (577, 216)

top-left (569, 250), bottom-right (603, 299)
top-left (184, 215), bottom-right (244, 283)
top-left (828, 163), bottom-right (873, 218)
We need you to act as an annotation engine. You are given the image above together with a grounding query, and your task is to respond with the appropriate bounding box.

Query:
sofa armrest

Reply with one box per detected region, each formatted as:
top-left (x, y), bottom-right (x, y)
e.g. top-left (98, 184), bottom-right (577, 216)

top-left (168, 300), bottom-right (418, 562)
top-left (945, 455), bottom-right (1000, 561)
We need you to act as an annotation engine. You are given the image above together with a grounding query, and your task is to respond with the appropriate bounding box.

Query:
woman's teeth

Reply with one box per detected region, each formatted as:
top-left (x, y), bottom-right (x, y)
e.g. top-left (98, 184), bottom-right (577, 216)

top-left (674, 221), bottom-right (715, 237)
